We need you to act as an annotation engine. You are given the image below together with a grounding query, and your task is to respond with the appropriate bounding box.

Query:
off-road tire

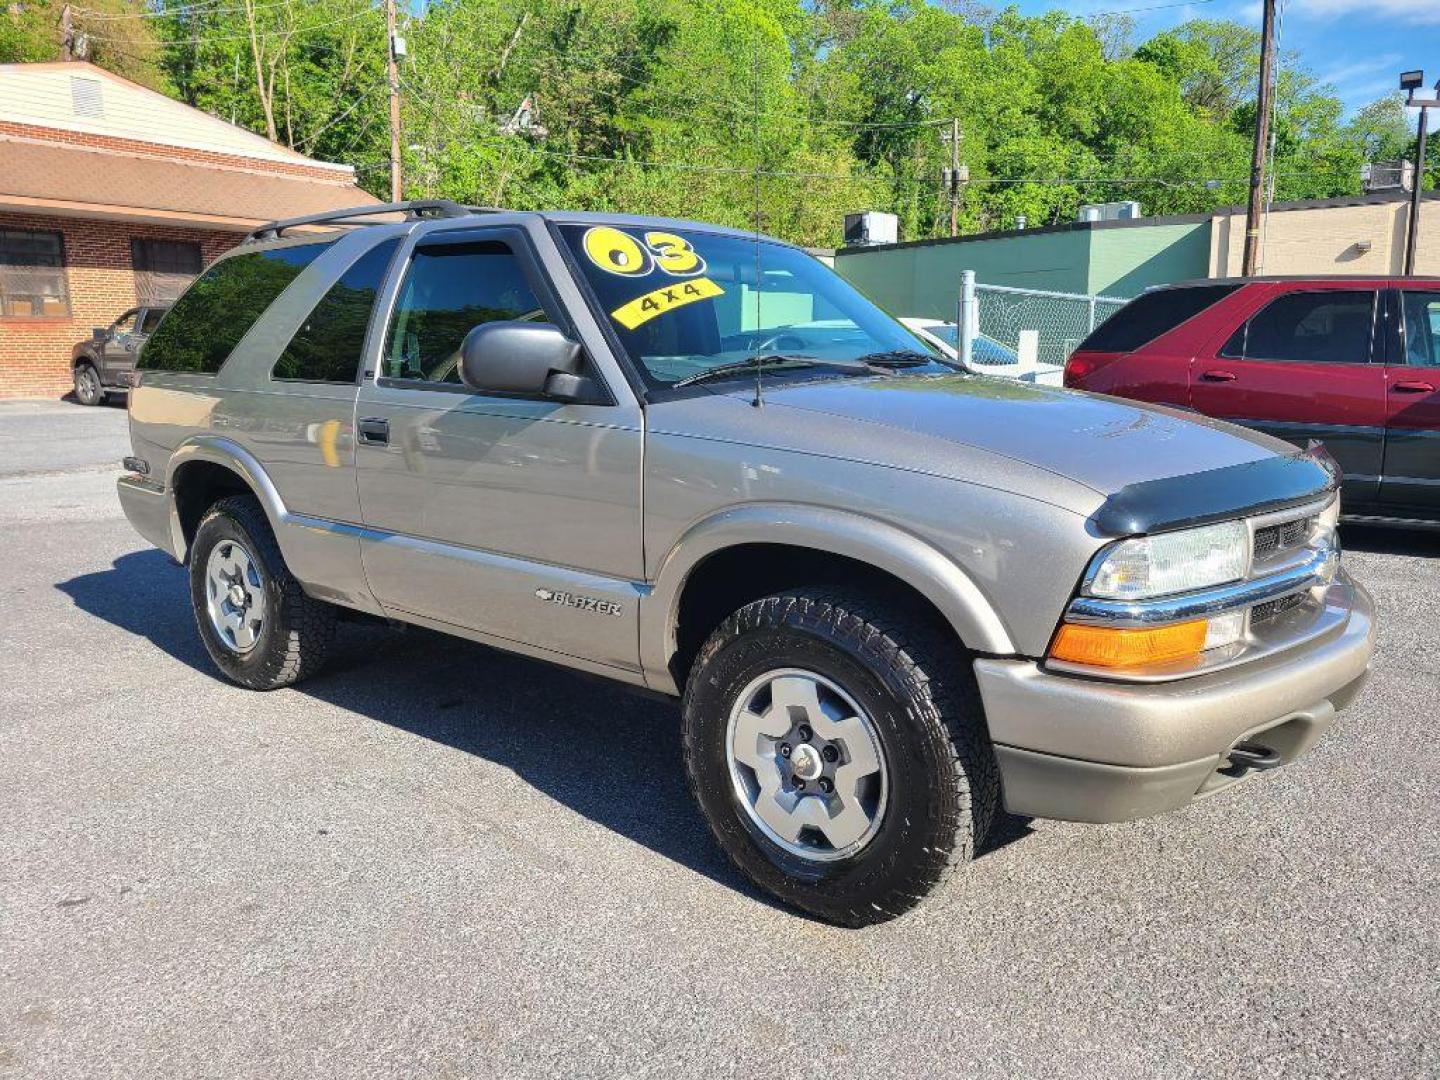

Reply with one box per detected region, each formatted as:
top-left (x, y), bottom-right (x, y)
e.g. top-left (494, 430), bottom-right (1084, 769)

top-left (683, 589), bottom-right (999, 927)
top-left (73, 363), bottom-right (105, 406)
top-left (189, 494), bottom-right (336, 690)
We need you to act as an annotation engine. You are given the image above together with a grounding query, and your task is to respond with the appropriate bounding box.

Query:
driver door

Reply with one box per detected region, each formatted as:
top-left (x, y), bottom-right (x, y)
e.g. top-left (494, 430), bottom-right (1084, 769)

top-left (101, 309), bottom-right (140, 384)
top-left (353, 227), bottom-right (645, 672)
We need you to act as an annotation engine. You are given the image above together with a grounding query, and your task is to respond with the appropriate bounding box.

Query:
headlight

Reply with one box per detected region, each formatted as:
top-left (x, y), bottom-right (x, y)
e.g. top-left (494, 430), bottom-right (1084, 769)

top-left (1086, 520), bottom-right (1248, 600)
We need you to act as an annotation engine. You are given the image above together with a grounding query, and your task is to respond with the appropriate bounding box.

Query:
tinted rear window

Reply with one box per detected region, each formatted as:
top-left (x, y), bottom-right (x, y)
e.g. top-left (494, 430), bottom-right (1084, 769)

top-left (1077, 284), bottom-right (1239, 354)
top-left (272, 239), bottom-right (398, 383)
top-left (139, 242), bottom-right (329, 373)
top-left (1220, 290), bottom-right (1377, 365)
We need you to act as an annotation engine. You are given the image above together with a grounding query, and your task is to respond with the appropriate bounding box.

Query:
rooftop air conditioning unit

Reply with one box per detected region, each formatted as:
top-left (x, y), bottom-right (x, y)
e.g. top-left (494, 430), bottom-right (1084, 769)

top-left (1362, 160), bottom-right (1413, 193)
top-left (1078, 200), bottom-right (1142, 222)
top-left (843, 211), bottom-right (899, 247)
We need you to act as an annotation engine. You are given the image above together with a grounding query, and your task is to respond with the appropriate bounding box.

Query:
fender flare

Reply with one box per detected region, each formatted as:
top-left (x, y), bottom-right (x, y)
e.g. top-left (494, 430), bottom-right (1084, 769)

top-left (164, 436), bottom-right (289, 563)
top-left (640, 502), bottom-right (1016, 695)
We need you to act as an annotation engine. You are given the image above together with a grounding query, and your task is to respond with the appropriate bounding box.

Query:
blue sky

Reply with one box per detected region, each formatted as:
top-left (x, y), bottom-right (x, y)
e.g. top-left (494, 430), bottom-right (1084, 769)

top-left (1024, 0), bottom-right (1439, 115)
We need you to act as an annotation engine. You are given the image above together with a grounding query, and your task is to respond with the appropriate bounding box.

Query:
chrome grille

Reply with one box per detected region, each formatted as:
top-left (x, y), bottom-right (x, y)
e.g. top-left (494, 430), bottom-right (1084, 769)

top-left (1253, 517), bottom-right (1310, 560)
top-left (1249, 592), bottom-right (1307, 627)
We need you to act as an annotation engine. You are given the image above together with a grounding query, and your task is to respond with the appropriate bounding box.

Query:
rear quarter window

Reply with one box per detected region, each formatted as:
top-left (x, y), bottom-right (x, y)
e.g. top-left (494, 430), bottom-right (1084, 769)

top-left (1077, 284), bottom-right (1240, 354)
top-left (272, 239), bottom-right (399, 383)
top-left (139, 241), bottom-right (329, 374)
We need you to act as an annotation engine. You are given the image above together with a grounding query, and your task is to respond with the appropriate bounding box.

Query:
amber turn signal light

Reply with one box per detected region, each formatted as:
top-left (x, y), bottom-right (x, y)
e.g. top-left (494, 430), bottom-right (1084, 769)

top-left (1050, 619), bottom-right (1208, 669)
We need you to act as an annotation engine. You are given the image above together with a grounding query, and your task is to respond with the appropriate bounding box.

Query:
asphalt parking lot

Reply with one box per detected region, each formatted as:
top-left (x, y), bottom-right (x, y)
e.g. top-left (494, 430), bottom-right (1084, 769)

top-left (1, 398), bottom-right (1437, 1078)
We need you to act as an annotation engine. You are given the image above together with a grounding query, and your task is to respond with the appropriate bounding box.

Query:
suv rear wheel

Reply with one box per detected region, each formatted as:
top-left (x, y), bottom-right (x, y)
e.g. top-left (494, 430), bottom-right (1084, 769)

top-left (682, 589), bottom-right (998, 926)
top-left (73, 363), bottom-right (105, 406)
top-left (189, 495), bottom-right (336, 690)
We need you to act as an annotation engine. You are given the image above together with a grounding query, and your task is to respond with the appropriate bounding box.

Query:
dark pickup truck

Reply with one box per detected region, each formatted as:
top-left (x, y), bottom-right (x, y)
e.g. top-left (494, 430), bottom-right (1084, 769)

top-left (71, 304), bottom-right (167, 405)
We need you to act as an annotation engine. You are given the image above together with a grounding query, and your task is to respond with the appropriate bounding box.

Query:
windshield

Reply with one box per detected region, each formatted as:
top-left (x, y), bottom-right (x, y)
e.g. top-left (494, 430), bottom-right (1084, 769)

top-left (558, 224), bottom-right (947, 388)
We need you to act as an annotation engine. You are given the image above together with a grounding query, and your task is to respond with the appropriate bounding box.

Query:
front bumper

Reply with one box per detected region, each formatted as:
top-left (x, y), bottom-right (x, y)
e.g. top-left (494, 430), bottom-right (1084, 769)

top-left (975, 573), bottom-right (1374, 823)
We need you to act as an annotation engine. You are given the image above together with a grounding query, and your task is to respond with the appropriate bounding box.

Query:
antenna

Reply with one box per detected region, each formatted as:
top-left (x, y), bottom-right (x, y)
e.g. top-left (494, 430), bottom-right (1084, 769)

top-left (750, 23), bottom-right (765, 409)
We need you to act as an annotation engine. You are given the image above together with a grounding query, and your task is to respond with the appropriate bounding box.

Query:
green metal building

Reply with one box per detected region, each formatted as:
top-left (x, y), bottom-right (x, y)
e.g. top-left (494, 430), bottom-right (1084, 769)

top-left (833, 215), bottom-right (1212, 318)
top-left (831, 190), bottom-right (1440, 320)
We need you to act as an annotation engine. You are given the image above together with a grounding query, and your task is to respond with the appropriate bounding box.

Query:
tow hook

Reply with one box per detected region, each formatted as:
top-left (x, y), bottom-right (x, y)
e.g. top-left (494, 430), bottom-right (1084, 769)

top-left (1226, 741), bottom-right (1283, 773)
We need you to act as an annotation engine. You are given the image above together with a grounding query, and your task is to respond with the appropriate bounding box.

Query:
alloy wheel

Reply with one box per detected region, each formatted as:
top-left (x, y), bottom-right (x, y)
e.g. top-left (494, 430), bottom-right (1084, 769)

top-left (204, 539), bottom-right (266, 653)
top-left (725, 668), bottom-right (888, 862)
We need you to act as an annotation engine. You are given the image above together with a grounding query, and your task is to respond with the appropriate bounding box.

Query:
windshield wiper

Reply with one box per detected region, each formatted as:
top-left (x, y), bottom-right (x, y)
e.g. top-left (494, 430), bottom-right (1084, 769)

top-left (852, 349), bottom-right (939, 368)
top-left (672, 354), bottom-right (882, 389)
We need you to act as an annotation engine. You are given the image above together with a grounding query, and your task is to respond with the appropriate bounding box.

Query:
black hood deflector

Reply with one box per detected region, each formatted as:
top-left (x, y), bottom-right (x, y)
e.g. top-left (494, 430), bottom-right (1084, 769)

top-left (1091, 445), bottom-right (1339, 537)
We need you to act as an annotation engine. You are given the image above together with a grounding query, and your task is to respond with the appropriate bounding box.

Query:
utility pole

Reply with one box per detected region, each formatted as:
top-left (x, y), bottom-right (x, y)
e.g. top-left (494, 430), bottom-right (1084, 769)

top-left (940, 119), bottom-right (967, 238)
top-left (60, 4), bottom-right (73, 61)
top-left (385, 0), bottom-right (402, 203)
top-left (1242, 0), bottom-right (1277, 276)
top-left (949, 117), bottom-right (960, 237)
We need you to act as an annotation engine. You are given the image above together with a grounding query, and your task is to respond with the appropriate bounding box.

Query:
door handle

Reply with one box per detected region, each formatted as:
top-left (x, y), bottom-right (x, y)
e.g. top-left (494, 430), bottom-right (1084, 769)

top-left (1392, 380), bottom-right (1436, 394)
top-left (1200, 369), bottom-right (1237, 382)
top-left (357, 417), bottom-right (390, 445)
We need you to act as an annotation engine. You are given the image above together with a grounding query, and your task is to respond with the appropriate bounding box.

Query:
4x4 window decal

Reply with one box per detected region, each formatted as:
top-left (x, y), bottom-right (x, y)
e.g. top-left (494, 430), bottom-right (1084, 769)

top-left (610, 278), bottom-right (724, 330)
top-left (580, 226), bottom-right (707, 278)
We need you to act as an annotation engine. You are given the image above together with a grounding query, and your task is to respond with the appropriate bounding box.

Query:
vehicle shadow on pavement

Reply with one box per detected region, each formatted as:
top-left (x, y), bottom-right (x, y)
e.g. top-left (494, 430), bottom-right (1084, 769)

top-left (56, 550), bottom-right (784, 908)
top-left (60, 550), bottom-right (1033, 909)
top-left (1340, 524), bottom-right (1440, 558)
top-left (59, 391), bottom-right (129, 410)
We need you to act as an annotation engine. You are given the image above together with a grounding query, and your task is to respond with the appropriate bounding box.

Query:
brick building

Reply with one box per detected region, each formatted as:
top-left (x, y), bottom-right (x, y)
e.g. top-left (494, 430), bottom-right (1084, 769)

top-left (0, 61), bottom-right (378, 398)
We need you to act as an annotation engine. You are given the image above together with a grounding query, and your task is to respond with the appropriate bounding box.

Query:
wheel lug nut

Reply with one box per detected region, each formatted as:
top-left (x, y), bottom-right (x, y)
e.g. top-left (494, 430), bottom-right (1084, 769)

top-left (821, 745), bottom-right (838, 762)
top-left (818, 778), bottom-right (833, 794)
top-left (779, 744), bottom-right (791, 758)
top-left (797, 725), bottom-right (813, 742)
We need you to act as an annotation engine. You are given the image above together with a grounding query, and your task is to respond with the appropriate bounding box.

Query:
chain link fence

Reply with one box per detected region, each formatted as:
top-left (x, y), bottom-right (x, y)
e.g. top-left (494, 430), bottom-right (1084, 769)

top-left (960, 276), bottom-right (1130, 371)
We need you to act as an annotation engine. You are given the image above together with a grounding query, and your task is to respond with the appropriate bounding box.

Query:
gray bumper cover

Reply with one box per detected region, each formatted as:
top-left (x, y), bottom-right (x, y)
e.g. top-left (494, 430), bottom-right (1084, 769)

top-left (975, 575), bottom-right (1375, 823)
top-left (117, 474), bottom-right (178, 560)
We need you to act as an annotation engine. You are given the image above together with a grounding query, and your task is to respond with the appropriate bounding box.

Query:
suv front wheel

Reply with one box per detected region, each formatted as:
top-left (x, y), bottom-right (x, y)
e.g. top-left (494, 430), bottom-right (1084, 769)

top-left (682, 589), bottom-right (998, 926)
top-left (189, 495), bottom-right (336, 690)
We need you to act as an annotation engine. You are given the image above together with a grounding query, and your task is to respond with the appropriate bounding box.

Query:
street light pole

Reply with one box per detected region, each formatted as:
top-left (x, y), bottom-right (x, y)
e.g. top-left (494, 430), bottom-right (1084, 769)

top-left (1401, 70), bottom-right (1437, 276)
top-left (1406, 107), bottom-right (1429, 275)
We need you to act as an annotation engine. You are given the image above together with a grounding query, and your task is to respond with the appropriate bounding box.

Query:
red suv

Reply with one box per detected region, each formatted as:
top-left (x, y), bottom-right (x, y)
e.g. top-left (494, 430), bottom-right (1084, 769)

top-left (1065, 277), bottom-right (1440, 525)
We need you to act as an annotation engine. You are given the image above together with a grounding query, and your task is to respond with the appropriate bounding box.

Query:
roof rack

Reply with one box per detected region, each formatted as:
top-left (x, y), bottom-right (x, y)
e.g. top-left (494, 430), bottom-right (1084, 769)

top-left (244, 199), bottom-right (502, 243)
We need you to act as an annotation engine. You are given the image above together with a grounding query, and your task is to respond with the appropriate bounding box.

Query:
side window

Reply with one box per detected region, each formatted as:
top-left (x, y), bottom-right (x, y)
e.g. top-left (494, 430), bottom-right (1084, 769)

top-left (112, 310), bottom-right (139, 335)
top-left (139, 308), bottom-right (164, 334)
top-left (382, 239), bottom-right (548, 385)
top-left (0, 228), bottom-right (69, 317)
top-left (132, 238), bottom-right (203, 305)
top-left (1076, 284), bottom-right (1239, 354)
top-left (139, 242), bottom-right (329, 374)
top-left (1401, 291), bottom-right (1440, 368)
top-left (272, 239), bottom-right (398, 383)
top-left (1223, 290), bottom-right (1377, 365)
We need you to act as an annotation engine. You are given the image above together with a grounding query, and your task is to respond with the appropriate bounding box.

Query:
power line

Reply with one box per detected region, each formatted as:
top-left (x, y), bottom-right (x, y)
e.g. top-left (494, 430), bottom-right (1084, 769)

top-left (1081, 0), bottom-right (1219, 17)
top-left (73, 0), bottom-right (314, 21)
top-left (80, 6), bottom-right (377, 47)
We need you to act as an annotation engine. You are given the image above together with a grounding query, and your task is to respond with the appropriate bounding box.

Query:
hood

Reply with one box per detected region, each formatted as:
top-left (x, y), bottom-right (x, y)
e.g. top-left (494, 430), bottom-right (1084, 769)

top-left (732, 372), bottom-right (1288, 498)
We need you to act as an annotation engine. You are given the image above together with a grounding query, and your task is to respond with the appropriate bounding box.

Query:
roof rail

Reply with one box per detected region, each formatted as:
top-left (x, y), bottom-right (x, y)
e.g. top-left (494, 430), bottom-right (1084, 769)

top-left (243, 199), bottom-right (499, 243)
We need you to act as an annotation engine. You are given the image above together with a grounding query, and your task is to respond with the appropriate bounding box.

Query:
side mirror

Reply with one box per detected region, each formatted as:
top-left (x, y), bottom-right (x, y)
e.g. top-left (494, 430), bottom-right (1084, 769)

top-left (92, 327), bottom-right (108, 341)
top-left (458, 321), bottom-right (593, 401)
